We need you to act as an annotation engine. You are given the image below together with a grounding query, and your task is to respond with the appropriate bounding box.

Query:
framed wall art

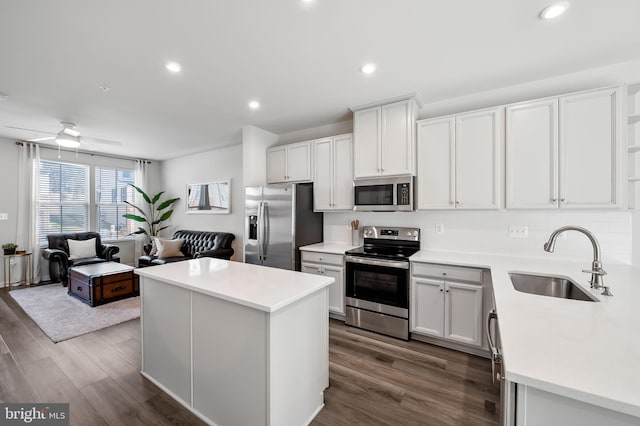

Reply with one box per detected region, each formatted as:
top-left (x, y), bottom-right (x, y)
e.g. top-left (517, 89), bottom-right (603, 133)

top-left (186, 180), bottom-right (231, 214)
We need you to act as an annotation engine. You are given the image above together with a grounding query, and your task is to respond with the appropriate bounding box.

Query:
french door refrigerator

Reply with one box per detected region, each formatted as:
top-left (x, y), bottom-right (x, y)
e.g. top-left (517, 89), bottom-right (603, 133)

top-left (245, 183), bottom-right (323, 271)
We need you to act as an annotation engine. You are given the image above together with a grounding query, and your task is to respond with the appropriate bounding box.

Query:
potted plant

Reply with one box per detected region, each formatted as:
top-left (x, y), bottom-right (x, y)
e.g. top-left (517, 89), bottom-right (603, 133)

top-left (2, 243), bottom-right (17, 255)
top-left (122, 185), bottom-right (180, 254)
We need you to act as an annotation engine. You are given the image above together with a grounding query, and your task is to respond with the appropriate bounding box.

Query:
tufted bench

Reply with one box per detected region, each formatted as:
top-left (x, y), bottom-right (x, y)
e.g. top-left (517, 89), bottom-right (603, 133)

top-left (137, 230), bottom-right (235, 267)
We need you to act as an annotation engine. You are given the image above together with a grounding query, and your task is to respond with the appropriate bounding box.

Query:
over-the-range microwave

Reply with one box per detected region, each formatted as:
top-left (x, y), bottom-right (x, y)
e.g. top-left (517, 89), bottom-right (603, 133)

top-left (353, 176), bottom-right (414, 212)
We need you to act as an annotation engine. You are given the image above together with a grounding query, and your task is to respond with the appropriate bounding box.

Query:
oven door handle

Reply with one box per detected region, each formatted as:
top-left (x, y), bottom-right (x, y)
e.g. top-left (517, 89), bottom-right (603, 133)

top-left (345, 255), bottom-right (409, 270)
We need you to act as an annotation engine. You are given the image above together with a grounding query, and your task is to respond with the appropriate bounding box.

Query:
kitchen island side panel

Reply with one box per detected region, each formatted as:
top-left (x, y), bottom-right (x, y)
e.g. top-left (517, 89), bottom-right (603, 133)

top-left (269, 288), bottom-right (329, 426)
top-left (192, 291), bottom-right (268, 426)
top-left (141, 278), bottom-right (192, 405)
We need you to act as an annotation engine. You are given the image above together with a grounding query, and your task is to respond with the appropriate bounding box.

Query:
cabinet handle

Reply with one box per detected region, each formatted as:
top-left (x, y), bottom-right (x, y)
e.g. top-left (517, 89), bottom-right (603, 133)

top-left (439, 288), bottom-right (443, 292)
top-left (442, 272), bottom-right (447, 276)
top-left (561, 198), bottom-right (566, 202)
top-left (552, 198), bottom-right (558, 202)
top-left (446, 289), bottom-right (450, 293)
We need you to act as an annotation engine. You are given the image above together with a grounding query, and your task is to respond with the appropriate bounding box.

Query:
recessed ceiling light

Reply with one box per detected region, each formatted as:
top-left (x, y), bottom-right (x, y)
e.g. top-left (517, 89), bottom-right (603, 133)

top-left (360, 63), bottom-right (376, 74)
top-left (249, 100), bottom-right (260, 110)
top-left (165, 61), bottom-right (182, 73)
top-left (539, 2), bottom-right (570, 20)
top-left (99, 85), bottom-right (110, 93)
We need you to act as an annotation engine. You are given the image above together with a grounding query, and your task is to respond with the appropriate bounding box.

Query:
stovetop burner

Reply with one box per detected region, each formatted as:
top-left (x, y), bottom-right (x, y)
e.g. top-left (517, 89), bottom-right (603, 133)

top-left (345, 225), bottom-right (420, 261)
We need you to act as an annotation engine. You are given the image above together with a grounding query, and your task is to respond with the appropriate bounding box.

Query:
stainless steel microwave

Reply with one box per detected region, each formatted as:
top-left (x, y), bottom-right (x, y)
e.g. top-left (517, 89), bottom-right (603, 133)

top-left (353, 176), bottom-right (414, 211)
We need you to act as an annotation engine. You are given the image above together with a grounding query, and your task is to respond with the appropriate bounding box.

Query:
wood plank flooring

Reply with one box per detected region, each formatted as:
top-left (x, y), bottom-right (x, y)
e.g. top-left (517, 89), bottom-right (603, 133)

top-left (0, 287), bottom-right (499, 425)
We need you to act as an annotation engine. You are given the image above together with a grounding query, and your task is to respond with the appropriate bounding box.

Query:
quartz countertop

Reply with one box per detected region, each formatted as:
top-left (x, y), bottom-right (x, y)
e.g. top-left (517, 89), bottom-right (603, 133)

top-left (135, 258), bottom-right (334, 313)
top-left (410, 250), bottom-right (640, 417)
top-left (299, 242), bottom-right (360, 255)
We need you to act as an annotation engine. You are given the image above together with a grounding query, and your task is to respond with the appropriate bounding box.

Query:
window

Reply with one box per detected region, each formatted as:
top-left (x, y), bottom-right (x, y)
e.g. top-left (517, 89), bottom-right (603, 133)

top-left (95, 167), bottom-right (135, 239)
top-left (38, 161), bottom-right (90, 244)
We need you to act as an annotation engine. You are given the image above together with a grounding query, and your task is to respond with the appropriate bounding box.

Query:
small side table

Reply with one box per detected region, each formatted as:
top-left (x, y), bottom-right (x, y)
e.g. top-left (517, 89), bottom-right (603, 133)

top-left (2, 252), bottom-right (33, 290)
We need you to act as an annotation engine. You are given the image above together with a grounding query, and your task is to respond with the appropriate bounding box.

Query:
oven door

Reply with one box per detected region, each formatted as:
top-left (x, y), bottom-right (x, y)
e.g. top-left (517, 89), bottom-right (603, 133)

top-left (345, 256), bottom-right (409, 317)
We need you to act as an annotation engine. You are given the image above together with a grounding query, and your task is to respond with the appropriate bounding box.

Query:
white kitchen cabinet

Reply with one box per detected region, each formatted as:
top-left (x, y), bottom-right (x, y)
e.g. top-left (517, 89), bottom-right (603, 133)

top-left (313, 134), bottom-right (353, 211)
top-left (506, 99), bottom-right (559, 209)
top-left (506, 87), bottom-right (620, 209)
top-left (416, 107), bottom-right (501, 210)
top-left (266, 140), bottom-right (312, 183)
top-left (301, 251), bottom-right (345, 317)
top-left (411, 263), bottom-right (484, 349)
top-left (560, 87), bottom-right (620, 208)
top-left (353, 98), bottom-right (418, 179)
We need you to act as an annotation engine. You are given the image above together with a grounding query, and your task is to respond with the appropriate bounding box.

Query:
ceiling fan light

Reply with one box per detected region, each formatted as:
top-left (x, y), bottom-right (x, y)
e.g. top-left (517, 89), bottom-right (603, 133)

top-left (56, 134), bottom-right (80, 148)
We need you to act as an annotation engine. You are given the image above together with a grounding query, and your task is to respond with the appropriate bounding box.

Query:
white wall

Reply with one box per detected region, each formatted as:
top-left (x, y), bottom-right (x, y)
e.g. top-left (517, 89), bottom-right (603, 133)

top-left (242, 125), bottom-right (278, 188)
top-left (0, 139), bottom-right (21, 282)
top-left (277, 120), bottom-right (353, 145)
top-left (161, 144), bottom-right (244, 261)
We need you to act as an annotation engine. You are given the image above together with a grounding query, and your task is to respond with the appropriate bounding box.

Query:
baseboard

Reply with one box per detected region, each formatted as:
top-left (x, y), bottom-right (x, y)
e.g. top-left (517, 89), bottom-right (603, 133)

top-left (410, 333), bottom-right (490, 359)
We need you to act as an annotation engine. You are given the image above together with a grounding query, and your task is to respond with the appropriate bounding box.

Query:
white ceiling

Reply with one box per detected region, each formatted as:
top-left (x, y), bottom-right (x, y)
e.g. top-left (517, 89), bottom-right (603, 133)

top-left (1, 0), bottom-right (639, 160)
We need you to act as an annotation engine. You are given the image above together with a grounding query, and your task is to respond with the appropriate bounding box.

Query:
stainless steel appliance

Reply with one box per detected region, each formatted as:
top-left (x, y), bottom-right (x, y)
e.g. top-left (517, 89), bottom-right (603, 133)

top-left (344, 226), bottom-right (420, 340)
top-left (353, 176), bottom-right (414, 211)
top-left (245, 183), bottom-right (323, 271)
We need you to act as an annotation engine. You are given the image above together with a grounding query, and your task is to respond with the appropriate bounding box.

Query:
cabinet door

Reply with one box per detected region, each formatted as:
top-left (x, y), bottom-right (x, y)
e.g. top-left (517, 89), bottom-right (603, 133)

top-left (286, 141), bottom-right (312, 182)
top-left (506, 99), bottom-right (559, 209)
top-left (332, 134), bottom-right (354, 210)
top-left (313, 138), bottom-right (333, 211)
top-left (353, 107), bottom-right (381, 178)
top-left (322, 265), bottom-right (345, 316)
top-left (267, 146), bottom-right (287, 183)
top-left (455, 108), bottom-right (502, 209)
top-left (417, 117), bottom-right (455, 209)
top-left (560, 87), bottom-right (620, 208)
top-left (411, 278), bottom-right (444, 337)
top-left (444, 281), bottom-right (483, 347)
top-left (381, 100), bottom-right (413, 176)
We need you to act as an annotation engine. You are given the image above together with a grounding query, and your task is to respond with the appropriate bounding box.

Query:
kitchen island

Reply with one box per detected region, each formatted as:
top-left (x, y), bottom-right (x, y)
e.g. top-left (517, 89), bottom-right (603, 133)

top-left (411, 250), bottom-right (640, 425)
top-left (135, 258), bottom-right (334, 426)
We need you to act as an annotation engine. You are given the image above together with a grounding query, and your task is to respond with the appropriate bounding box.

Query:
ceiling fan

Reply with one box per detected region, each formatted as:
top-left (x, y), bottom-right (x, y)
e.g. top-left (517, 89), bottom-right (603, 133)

top-left (4, 122), bottom-right (122, 150)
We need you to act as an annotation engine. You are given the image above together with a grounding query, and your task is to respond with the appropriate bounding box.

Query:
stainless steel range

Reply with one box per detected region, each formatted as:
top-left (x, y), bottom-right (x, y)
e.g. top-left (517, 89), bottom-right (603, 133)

top-left (344, 226), bottom-right (420, 340)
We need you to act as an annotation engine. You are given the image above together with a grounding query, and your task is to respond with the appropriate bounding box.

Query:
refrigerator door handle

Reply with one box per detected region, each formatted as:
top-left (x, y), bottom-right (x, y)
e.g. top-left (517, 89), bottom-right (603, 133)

top-left (263, 202), bottom-right (270, 260)
top-left (257, 201), bottom-right (264, 261)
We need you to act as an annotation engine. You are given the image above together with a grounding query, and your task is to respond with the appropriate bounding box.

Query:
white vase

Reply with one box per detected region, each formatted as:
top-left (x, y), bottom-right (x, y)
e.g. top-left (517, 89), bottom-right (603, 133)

top-left (352, 229), bottom-right (360, 246)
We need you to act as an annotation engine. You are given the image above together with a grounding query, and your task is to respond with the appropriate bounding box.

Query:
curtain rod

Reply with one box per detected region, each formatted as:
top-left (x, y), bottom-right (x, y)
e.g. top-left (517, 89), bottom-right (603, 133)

top-left (15, 140), bottom-right (152, 163)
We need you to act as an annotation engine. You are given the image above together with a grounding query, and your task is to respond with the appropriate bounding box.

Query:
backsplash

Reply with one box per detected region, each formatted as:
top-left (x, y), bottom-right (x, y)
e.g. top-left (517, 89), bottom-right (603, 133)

top-left (324, 210), bottom-right (632, 264)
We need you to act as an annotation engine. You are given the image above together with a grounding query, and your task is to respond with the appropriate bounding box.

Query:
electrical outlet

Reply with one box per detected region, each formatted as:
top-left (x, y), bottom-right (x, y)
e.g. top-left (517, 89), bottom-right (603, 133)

top-left (435, 224), bottom-right (445, 234)
top-left (509, 225), bottom-right (528, 239)
top-left (0, 213), bottom-right (8, 220)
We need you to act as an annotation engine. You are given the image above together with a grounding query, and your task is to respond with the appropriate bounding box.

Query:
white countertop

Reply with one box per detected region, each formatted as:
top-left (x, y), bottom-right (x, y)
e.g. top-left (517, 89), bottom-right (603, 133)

top-left (410, 250), bottom-right (640, 418)
top-left (135, 258), bottom-right (334, 313)
top-left (299, 242), bottom-right (360, 255)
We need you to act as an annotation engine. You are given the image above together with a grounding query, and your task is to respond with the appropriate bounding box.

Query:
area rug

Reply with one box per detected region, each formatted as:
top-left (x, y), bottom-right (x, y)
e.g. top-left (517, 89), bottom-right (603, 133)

top-left (9, 284), bottom-right (140, 343)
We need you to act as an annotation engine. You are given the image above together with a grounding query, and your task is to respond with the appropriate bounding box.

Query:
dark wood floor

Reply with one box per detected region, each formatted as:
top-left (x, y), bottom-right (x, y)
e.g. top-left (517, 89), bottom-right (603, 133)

top-left (0, 287), bottom-right (499, 425)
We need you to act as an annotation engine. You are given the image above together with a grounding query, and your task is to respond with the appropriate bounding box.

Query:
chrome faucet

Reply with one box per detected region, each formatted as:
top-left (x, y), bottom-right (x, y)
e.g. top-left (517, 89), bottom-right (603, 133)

top-left (543, 226), bottom-right (612, 296)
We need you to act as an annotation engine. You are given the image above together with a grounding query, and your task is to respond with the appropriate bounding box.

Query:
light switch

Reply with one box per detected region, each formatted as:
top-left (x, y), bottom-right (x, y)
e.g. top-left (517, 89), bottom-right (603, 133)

top-left (0, 213), bottom-right (8, 220)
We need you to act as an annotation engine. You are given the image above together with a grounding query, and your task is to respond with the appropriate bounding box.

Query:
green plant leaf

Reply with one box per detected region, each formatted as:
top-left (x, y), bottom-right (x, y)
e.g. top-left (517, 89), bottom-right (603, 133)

top-left (123, 201), bottom-right (147, 219)
top-left (151, 191), bottom-right (165, 204)
top-left (123, 214), bottom-right (147, 223)
top-left (157, 197), bottom-right (180, 210)
top-left (157, 226), bottom-right (169, 233)
top-left (129, 184), bottom-right (151, 204)
top-left (159, 210), bottom-right (174, 221)
top-left (150, 219), bottom-right (162, 225)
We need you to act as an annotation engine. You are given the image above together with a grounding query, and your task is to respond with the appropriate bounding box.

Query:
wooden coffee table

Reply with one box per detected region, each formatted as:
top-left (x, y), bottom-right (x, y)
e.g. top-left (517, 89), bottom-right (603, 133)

top-left (68, 262), bottom-right (139, 307)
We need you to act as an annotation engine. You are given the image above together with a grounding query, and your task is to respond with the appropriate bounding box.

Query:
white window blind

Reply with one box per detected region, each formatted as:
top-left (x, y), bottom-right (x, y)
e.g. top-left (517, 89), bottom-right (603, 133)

top-left (95, 167), bottom-right (135, 239)
top-left (38, 160), bottom-right (90, 244)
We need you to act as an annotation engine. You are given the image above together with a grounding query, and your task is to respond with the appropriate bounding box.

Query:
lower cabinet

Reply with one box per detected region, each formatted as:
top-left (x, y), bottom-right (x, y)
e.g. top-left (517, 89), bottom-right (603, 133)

top-left (301, 251), bottom-right (345, 317)
top-left (411, 262), bottom-right (484, 348)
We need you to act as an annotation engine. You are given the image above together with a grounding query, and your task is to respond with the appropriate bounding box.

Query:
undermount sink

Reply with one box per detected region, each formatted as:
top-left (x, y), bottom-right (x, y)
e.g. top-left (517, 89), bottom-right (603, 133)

top-left (509, 272), bottom-right (599, 302)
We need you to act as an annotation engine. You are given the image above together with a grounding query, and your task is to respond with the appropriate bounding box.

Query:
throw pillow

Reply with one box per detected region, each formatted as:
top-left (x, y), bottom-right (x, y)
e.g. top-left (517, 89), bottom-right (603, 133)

top-left (150, 237), bottom-right (177, 256)
top-left (68, 238), bottom-right (97, 260)
top-left (156, 238), bottom-right (185, 259)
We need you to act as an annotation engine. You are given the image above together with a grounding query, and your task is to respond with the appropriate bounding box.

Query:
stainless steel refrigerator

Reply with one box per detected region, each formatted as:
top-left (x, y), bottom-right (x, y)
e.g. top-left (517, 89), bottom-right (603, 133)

top-left (245, 183), bottom-right (323, 271)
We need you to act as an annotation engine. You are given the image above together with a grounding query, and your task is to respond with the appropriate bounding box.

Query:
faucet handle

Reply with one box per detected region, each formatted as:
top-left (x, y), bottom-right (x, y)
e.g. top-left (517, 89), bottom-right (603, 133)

top-left (601, 286), bottom-right (613, 296)
top-left (582, 269), bottom-right (607, 276)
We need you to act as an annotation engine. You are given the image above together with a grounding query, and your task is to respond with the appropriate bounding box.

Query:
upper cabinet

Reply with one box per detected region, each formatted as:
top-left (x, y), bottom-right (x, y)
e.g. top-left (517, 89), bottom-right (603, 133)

top-left (506, 87), bottom-right (621, 209)
top-left (417, 107), bottom-right (502, 210)
top-left (353, 96), bottom-right (421, 179)
top-left (267, 140), bottom-right (312, 184)
top-left (313, 134), bottom-right (353, 211)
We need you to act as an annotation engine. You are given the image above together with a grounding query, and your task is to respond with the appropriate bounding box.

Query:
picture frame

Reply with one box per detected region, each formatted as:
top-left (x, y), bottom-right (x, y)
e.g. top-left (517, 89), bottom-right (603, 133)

top-left (186, 180), bottom-right (231, 214)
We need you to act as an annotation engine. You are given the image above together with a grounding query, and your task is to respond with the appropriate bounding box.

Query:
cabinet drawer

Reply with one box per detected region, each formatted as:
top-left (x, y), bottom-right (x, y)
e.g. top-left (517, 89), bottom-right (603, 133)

top-left (301, 251), bottom-right (343, 266)
top-left (412, 262), bottom-right (483, 284)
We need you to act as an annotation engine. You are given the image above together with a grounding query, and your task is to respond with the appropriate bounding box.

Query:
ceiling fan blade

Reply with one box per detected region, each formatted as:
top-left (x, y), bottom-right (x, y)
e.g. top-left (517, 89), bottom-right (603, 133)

top-left (27, 136), bottom-right (55, 142)
top-left (82, 136), bottom-right (122, 146)
top-left (4, 125), bottom-right (57, 135)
